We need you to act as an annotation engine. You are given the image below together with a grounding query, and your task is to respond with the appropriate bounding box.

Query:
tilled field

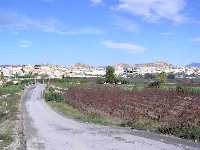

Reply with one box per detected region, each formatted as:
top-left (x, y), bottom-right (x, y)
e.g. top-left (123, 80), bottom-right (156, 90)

top-left (64, 85), bottom-right (200, 140)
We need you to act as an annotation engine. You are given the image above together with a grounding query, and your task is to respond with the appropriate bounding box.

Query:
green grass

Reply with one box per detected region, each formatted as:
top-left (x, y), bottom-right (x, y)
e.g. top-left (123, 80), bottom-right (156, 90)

top-left (50, 81), bottom-right (76, 89)
top-left (0, 134), bottom-right (13, 146)
top-left (0, 120), bottom-right (14, 148)
top-left (120, 118), bottom-right (161, 132)
top-left (49, 78), bottom-right (88, 89)
top-left (47, 101), bottom-right (122, 126)
top-left (0, 84), bottom-right (23, 149)
top-left (0, 94), bottom-right (20, 149)
top-left (0, 84), bottom-right (23, 95)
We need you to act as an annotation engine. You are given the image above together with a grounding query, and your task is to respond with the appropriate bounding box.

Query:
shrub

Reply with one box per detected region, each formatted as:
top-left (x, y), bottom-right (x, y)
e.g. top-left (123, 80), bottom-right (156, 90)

top-left (20, 79), bottom-right (33, 86)
top-left (105, 66), bottom-right (116, 84)
top-left (45, 88), bottom-right (64, 102)
top-left (159, 125), bottom-right (200, 141)
top-left (117, 77), bottom-right (130, 84)
top-left (148, 81), bottom-right (160, 88)
top-left (176, 85), bottom-right (185, 93)
top-left (157, 72), bottom-right (166, 84)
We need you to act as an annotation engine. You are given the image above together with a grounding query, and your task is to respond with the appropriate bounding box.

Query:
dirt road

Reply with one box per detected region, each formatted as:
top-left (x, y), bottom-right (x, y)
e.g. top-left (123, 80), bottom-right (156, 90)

top-left (22, 84), bottom-right (200, 150)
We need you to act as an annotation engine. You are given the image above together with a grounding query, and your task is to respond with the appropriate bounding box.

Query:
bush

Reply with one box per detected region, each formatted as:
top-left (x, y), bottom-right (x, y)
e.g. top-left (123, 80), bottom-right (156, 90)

top-left (159, 125), bottom-right (200, 141)
top-left (175, 85), bottom-right (200, 94)
top-left (105, 66), bottom-right (116, 84)
top-left (176, 85), bottom-right (185, 93)
top-left (20, 79), bottom-right (33, 86)
top-left (148, 81), bottom-right (160, 88)
top-left (45, 88), bottom-right (64, 102)
top-left (117, 77), bottom-right (130, 84)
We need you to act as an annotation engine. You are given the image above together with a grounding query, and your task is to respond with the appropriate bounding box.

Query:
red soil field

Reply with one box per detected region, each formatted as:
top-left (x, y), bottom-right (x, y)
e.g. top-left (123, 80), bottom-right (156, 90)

top-left (64, 85), bottom-right (200, 127)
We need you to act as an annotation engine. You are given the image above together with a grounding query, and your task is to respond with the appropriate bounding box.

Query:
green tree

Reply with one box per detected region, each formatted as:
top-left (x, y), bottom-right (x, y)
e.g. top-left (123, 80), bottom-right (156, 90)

top-left (158, 72), bottom-right (166, 84)
top-left (15, 72), bottom-right (19, 79)
top-left (0, 71), bottom-right (5, 86)
top-left (21, 67), bottom-right (25, 74)
top-left (105, 66), bottom-right (116, 84)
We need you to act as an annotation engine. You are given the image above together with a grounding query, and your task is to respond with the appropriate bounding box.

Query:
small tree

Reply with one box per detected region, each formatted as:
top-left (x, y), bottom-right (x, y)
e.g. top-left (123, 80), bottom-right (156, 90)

top-left (148, 81), bottom-right (160, 88)
top-left (105, 66), bottom-right (116, 84)
top-left (15, 72), bottom-right (19, 79)
top-left (158, 72), bottom-right (166, 84)
top-left (0, 71), bottom-right (5, 86)
top-left (21, 67), bottom-right (25, 74)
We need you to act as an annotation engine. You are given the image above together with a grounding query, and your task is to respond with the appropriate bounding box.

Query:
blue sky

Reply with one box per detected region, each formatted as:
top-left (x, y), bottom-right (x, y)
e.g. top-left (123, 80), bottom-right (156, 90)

top-left (0, 0), bottom-right (200, 66)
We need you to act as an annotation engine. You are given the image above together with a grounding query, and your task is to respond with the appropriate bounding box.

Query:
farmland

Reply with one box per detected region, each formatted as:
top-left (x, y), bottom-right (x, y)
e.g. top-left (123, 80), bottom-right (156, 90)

top-left (45, 77), bottom-right (200, 142)
top-left (61, 83), bottom-right (200, 141)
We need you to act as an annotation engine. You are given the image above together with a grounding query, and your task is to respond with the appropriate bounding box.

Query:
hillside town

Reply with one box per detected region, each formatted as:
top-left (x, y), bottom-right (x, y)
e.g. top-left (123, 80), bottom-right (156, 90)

top-left (0, 61), bottom-right (200, 84)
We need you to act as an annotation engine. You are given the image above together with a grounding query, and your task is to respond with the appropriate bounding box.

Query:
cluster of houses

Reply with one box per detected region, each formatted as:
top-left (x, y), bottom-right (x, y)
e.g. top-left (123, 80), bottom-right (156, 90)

top-left (115, 61), bottom-right (200, 78)
top-left (0, 61), bottom-right (200, 84)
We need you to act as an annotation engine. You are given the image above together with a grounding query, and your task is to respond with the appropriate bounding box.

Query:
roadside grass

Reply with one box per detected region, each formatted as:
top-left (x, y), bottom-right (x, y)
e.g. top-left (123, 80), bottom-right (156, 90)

top-left (0, 84), bottom-right (23, 95)
top-left (0, 94), bottom-right (20, 149)
top-left (0, 84), bottom-right (23, 149)
top-left (120, 118), bottom-right (161, 132)
top-left (47, 101), bottom-right (122, 126)
top-left (0, 120), bottom-right (14, 148)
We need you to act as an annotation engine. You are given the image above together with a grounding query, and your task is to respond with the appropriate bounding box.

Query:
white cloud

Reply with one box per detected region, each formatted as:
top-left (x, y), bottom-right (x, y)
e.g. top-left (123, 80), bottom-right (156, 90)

top-left (0, 13), bottom-right (63, 32)
top-left (0, 13), bottom-right (103, 35)
top-left (18, 40), bottom-right (32, 48)
top-left (102, 40), bottom-right (146, 53)
top-left (113, 0), bottom-right (186, 23)
top-left (90, 0), bottom-right (103, 5)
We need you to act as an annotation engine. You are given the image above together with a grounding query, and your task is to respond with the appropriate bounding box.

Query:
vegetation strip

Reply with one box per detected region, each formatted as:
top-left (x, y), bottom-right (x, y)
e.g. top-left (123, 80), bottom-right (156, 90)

top-left (0, 83), bottom-right (26, 149)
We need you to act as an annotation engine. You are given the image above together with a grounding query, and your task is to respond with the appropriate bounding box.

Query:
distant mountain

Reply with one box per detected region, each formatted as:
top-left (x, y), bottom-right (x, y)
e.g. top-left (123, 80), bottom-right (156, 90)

top-left (187, 62), bottom-right (200, 68)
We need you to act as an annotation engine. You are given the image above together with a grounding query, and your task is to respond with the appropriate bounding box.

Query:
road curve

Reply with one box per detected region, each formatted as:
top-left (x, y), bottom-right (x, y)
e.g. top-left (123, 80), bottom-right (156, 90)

top-left (22, 84), bottom-right (200, 150)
